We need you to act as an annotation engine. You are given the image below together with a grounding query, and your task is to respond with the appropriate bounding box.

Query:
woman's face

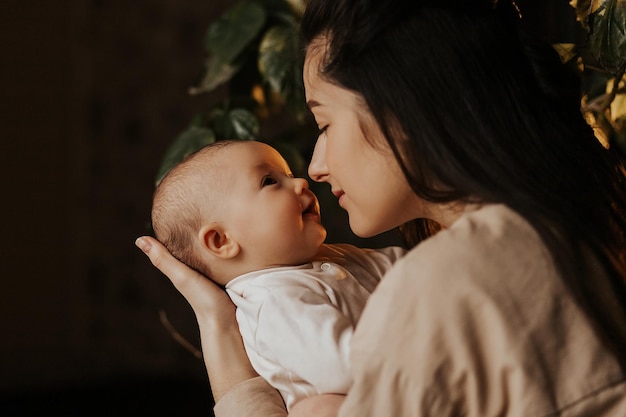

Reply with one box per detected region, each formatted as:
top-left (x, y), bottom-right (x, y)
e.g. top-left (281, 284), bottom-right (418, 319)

top-left (304, 43), bottom-right (425, 237)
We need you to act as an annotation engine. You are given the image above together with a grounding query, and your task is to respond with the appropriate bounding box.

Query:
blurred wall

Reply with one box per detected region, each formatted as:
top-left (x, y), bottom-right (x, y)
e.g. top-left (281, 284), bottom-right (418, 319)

top-left (0, 0), bottom-right (233, 411)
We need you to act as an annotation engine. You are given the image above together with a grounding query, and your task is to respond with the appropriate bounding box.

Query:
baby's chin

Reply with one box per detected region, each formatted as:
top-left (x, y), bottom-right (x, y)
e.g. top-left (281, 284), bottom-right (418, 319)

top-left (295, 245), bottom-right (325, 265)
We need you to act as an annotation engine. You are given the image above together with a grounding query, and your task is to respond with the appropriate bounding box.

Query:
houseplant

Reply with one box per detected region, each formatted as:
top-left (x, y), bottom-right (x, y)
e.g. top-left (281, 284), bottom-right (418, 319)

top-left (155, 0), bottom-right (310, 185)
top-left (156, 0), bottom-right (625, 186)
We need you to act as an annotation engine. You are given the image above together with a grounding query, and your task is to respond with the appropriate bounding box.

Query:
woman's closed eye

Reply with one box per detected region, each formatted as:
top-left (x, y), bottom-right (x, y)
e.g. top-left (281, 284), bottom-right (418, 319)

top-left (317, 126), bottom-right (328, 138)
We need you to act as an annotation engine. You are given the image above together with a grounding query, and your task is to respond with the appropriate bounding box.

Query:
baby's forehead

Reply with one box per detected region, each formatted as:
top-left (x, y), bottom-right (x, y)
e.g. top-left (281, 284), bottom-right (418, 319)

top-left (188, 141), bottom-right (290, 184)
top-left (227, 141), bottom-right (289, 168)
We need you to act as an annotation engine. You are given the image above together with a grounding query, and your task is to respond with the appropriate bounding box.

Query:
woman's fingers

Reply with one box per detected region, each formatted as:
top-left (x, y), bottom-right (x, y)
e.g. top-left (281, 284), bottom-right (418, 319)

top-left (136, 236), bottom-right (202, 291)
top-left (135, 236), bottom-right (235, 319)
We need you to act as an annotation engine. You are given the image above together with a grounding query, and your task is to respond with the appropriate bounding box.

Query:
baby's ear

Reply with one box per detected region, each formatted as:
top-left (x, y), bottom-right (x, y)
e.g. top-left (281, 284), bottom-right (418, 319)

top-left (198, 223), bottom-right (240, 259)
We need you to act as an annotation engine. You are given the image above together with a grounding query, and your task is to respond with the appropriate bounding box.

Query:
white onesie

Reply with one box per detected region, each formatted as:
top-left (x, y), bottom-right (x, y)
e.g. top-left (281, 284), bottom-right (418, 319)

top-left (225, 243), bottom-right (406, 409)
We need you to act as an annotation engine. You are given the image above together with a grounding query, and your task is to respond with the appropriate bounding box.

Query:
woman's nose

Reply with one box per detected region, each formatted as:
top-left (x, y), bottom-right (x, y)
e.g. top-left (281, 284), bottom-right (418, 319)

top-left (308, 135), bottom-right (328, 182)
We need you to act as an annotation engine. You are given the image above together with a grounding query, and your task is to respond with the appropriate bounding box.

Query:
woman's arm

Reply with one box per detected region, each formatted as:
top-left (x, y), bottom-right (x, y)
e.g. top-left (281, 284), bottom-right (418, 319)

top-left (136, 237), bottom-right (337, 416)
top-left (289, 394), bottom-right (344, 417)
top-left (135, 236), bottom-right (257, 401)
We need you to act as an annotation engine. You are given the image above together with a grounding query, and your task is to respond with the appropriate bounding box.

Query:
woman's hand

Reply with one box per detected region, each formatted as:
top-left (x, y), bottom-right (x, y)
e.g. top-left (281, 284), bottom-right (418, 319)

top-left (135, 236), bottom-right (234, 325)
top-left (289, 394), bottom-right (344, 417)
top-left (135, 236), bottom-right (258, 401)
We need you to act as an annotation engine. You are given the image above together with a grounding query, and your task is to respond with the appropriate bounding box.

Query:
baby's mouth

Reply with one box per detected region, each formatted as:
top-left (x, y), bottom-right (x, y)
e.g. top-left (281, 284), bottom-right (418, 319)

top-left (302, 200), bottom-right (319, 218)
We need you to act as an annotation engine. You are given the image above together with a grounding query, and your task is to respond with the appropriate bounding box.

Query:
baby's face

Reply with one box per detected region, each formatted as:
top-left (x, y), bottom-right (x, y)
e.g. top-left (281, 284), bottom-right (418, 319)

top-left (217, 141), bottom-right (327, 267)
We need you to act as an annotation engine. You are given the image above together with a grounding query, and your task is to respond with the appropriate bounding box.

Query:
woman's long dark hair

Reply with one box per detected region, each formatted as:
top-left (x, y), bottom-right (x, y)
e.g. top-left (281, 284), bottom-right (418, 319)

top-left (302, 0), bottom-right (626, 371)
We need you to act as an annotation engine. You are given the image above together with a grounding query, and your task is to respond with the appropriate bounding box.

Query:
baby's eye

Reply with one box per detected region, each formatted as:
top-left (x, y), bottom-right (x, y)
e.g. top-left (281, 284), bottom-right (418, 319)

top-left (261, 175), bottom-right (278, 187)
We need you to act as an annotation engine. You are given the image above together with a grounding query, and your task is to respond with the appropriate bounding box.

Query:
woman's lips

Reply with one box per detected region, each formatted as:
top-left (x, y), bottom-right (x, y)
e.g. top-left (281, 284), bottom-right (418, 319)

top-left (333, 190), bottom-right (345, 207)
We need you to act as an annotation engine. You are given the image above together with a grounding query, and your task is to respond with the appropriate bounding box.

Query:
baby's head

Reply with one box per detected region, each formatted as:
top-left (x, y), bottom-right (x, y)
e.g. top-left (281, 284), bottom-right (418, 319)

top-left (151, 140), bottom-right (327, 285)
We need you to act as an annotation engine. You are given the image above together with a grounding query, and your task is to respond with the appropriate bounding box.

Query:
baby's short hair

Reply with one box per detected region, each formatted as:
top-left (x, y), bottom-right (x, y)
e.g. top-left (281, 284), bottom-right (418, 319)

top-left (151, 140), bottom-right (239, 278)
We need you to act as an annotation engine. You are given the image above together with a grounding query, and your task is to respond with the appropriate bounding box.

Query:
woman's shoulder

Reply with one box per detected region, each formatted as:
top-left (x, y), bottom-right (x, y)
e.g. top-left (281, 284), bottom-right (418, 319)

top-left (422, 203), bottom-right (545, 260)
top-left (392, 204), bottom-right (554, 294)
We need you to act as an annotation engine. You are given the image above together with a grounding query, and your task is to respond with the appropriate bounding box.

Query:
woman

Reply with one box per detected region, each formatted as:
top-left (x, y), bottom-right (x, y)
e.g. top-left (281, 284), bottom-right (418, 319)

top-left (136, 0), bottom-right (626, 415)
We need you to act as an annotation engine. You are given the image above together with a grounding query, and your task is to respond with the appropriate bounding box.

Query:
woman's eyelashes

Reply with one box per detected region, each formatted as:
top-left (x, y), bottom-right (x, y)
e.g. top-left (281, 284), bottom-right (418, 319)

top-left (317, 126), bottom-right (328, 138)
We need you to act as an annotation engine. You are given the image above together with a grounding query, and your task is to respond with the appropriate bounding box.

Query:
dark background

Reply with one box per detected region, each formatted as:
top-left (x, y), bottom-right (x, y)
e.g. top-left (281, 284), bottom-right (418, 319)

top-left (1, 1), bottom-right (233, 415)
top-left (0, 0), bottom-right (578, 415)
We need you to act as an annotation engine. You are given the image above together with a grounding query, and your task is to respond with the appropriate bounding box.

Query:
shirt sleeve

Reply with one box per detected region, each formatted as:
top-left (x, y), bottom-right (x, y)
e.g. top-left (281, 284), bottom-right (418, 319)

top-left (214, 377), bottom-right (287, 417)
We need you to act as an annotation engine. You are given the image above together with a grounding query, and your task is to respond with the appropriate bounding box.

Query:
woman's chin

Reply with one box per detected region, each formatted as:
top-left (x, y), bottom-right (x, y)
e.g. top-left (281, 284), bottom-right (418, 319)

top-left (348, 219), bottom-right (381, 239)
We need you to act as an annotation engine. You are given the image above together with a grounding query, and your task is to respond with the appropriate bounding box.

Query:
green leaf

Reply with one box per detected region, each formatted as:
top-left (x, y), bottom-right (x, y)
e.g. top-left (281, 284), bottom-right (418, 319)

top-left (231, 109), bottom-right (260, 139)
top-left (284, 65), bottom-right (307, 121)
top-left (255, 0), bottom-right (305, 19)
top-left (284, 0), bottom-right (306, 18)
top-left (258, 24), bottom-right (306, 120)
top-left (189, 57), bottom-right (240, 95)
top-left (205, 1), bottom-right (267, 64)
top-left (615, 114), bottom-right (626, 154)
top-left (582, 68), bottom-right (613, 103)
top-left (271, 141), bottom-right (307, 176)
top-left (155, 125), bottom-right (216, 185)
top-left (588, 0), bottom-right (626, 72)
top-left (552, 43), bottom-right (578, 63)
top-left (211, 108), bottom-right (259, 140)
top-left (259, 25), bottom-right (296, 91)
top-left (571, 0), bottom-right (593, 31)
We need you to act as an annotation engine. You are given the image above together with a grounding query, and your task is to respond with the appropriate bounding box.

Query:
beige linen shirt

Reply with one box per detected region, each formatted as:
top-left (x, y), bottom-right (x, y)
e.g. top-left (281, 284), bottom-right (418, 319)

top-left (215, 204), bottom-right (626, 417)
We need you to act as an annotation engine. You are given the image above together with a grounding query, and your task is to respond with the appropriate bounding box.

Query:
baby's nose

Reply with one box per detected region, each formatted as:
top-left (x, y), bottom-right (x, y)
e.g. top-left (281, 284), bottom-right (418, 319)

top-left (293, 177), bottom-right (309, 194)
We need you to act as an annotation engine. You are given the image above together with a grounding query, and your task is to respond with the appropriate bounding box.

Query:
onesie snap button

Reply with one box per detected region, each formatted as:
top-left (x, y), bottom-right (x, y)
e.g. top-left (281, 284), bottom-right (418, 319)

top-left (320, 262), bottom-right (331, 270)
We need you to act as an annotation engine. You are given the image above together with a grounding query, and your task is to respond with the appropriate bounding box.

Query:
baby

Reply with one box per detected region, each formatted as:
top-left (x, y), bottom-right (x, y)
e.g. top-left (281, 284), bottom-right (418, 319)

top-left (151, 140), bottom-right (405, 409)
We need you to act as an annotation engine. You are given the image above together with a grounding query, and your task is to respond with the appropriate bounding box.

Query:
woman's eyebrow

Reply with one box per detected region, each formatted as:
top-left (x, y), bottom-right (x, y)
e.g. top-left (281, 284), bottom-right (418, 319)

top-left (306, 99), bottom-right (321, 110)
